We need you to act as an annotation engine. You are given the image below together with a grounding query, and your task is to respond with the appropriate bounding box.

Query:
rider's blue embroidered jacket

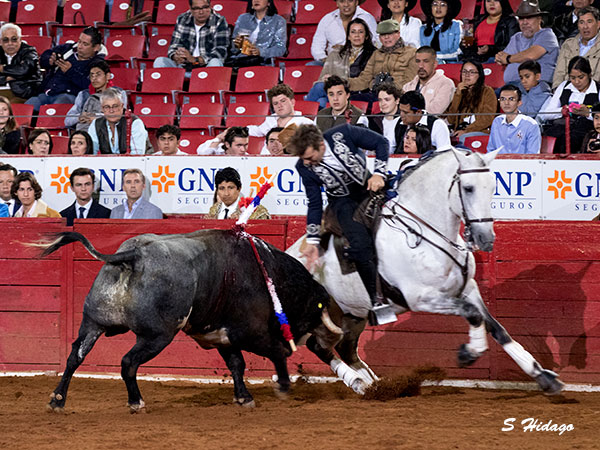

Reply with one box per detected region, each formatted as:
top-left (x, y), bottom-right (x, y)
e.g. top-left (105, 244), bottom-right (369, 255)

top-left (295, 124), bottom-right (389, 244)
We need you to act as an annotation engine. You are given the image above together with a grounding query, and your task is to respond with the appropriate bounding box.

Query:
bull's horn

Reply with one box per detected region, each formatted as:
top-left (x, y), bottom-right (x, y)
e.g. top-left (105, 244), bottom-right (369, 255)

top-left (321, 308), bottom-right (343, 335)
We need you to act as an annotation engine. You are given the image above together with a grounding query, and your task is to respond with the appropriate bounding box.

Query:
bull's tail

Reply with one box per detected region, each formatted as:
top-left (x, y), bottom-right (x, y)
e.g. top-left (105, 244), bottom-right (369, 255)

top-left (30, 232), bottom-right (137, 264)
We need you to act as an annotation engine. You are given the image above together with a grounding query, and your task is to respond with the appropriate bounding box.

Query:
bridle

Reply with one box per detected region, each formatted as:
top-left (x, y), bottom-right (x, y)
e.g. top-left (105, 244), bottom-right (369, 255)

top-left (381, 157), bottom-right (494, 295)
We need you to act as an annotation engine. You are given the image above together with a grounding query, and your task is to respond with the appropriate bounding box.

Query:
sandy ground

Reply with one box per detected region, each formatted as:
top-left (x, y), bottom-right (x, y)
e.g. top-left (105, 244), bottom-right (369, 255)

top-left (0, 374), bottom-right (599, 450)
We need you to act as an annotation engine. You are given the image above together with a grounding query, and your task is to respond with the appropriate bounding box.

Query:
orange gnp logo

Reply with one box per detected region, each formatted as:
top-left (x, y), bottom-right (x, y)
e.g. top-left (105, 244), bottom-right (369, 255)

top-left (50, 167), bottom-right (71, 194)
top-left (547, 170), bottom-right (572, 200)
top-left (151, 165), bottom-right (176, 193)
top-left (249, 166), bottom-right (274, 194)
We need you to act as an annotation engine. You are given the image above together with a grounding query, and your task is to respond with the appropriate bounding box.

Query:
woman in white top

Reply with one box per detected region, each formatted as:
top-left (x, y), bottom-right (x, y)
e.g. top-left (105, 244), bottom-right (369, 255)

top-left (542, 56), bottom-right (600, 154)
top-left (378, 0), bottom-right (422, 48)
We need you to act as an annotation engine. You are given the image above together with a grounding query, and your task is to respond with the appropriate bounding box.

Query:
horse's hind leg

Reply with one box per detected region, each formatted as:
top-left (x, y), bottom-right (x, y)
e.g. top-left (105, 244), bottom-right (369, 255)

top-left (48, 316), bottom-right (103, 412)
top-left (121, 333), bottom-right (175, 413)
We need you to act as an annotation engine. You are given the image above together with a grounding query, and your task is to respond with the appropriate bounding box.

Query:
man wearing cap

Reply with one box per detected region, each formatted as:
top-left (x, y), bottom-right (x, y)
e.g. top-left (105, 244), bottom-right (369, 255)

top-left (349, 19), bottom-right (417, 102)
top-left (552, 5), bottom-right (600, 89)
top-left (311, 0), bottom-right (379, 63)
top-left (495, 0), bottom-right (559, 86)
top-left (378, 0), bottom-right (422, 48)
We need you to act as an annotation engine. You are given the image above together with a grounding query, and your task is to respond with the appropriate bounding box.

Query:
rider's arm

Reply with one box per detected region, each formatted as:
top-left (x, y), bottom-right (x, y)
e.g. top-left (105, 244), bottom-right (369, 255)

top-left (297, 160), bottom-right (323, 245)
top-left (347, 124), bottom-right (390, 176)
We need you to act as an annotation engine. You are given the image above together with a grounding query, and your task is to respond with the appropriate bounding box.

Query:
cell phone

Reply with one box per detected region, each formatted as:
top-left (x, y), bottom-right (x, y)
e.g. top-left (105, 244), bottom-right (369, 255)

top-left (55, 52), bottom-right (64, 61)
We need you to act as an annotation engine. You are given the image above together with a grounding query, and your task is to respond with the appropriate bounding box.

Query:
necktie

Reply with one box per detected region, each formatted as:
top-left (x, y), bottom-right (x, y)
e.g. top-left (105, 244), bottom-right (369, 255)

top-left (6, 201), bottom-right (10, 213)
top-left (223, 208), bottom-right (229, 219)
top-left (79, 206), bottom-right (86, 219)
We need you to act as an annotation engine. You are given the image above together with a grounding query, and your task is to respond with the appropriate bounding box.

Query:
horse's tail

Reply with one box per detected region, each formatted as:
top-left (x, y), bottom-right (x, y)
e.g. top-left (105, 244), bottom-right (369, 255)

top-left (29, 232), bottom-right (137, 265)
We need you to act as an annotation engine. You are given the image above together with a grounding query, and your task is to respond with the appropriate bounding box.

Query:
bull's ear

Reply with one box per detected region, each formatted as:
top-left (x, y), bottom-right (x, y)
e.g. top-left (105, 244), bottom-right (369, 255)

top-left (481, 148), bottom-right (501, 166)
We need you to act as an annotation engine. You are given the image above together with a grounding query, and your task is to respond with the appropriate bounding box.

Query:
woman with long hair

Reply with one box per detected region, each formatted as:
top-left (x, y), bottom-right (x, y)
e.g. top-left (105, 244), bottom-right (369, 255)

top-left (378, 0), bottom-right (422, 48)
top-left (0, 96), bottom-right (20, 154)
top-left (402, 124), bottom-right (431, 154)
top-left (444, 60), bottom-right (498, 144)
top-left (68, 130), bottom-right (93, 155)
top-left (543, 56), bottom-right (600, 153)
top-left (420, 0), bottom-right (463, 62)
top-left (305, 18), bottom-right (377, 108)
top-left (461, 0), bottom-right (519, 63)
top-left (228, 0), bottom-right (287, 66)
top-left (12, 171), bottom-right (60, 218)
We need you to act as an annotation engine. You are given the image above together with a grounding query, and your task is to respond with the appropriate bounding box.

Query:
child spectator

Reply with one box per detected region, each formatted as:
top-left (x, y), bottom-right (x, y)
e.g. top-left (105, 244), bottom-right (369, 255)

top-left (518, 59), bottom-right (552, 121)
top-left (487, 84), bottom-right (541, 154)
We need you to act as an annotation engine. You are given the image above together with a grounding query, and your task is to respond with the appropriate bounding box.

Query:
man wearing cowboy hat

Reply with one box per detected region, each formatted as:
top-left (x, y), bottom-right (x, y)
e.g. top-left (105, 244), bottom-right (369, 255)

top-left (495, 0), bottom-right (559, 86)
top-left (311, 0), bottom-right (379, 63)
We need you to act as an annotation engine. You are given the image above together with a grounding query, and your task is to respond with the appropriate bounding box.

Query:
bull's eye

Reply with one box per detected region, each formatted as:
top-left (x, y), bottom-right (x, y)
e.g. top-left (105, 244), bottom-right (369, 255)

top-left (463, 186), bottom-right (474, 194)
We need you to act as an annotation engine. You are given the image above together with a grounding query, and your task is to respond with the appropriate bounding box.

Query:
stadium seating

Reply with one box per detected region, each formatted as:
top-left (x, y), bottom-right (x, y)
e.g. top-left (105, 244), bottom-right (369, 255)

top-left (437, 64), bottom-right (462, 85)
top-left (179, 67), bottom-right (233, 105)
top-left (463, 134), bottom-right (490, 153)
top-left (293, 1), bottom-right (331, 34)
top-left (179, 103), bottom-right (225, 135)
top-left (247, 136), bottom-right (264, 155)
top-left (51, 135), bottom-right (70, 154)
top-left (293, 100), bottom-right (319, 119)
top-left (179, 132), bottom-right (213, 154)
top-left (36, 104), bottom-right (72, 135)
top-left (105, 35), bottom-right (146, 68)
top-left (16, 0), bottom-right (57, 36)
top-left (136, 35), bottom-right (171, 70)
top-left (223, 66), bottom-right (279, 105)
top-left (12, 104), bottom-right (35, 127)
top-left (282, 65), bottom-right (322, 95)
top-left (110, 67), bottom-right (140, 92)
top-left (52, 0), bottom-right (105, 41)
top-left (275, 33), bottom-right (314, 66)
top-left (274, 0), bottom-right (293, 21)
top-left (541, 136), bottom-right (557, 154)
top-left (361, 0), bottom-right (382, 20)
top-left (225, 102), bottom-right (270, 128)
top-left (147, 0), bottom-right (187, 36)
top-left (22, 35), bottom-right (53, 56)
top-left (211, 0), bottom-right (247, 27)
top-left (134, 103), bottom-right (177, 129)
top-left (133, 68), bottom-right (186, 104)
top-left (482, 63), bottom-right (506, 89)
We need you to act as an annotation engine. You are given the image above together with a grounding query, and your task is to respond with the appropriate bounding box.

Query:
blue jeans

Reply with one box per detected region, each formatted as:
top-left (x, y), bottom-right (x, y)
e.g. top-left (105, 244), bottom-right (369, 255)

top-left (154, 56), bottom-right (223, 68)
top-left (25, 93), bottom-right (76, 113)
top-left (305, 82), bottom-right (327, 109)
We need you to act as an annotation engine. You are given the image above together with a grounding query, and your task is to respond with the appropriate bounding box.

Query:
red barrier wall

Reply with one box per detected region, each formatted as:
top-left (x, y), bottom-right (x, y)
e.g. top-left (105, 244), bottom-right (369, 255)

top-left (0, 219), bottom-right (599, 384)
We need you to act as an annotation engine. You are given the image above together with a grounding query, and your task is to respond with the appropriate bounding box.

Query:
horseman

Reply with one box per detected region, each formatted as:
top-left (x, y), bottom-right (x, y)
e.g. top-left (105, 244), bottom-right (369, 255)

top-left (288, 124), bottom-right (390, 324)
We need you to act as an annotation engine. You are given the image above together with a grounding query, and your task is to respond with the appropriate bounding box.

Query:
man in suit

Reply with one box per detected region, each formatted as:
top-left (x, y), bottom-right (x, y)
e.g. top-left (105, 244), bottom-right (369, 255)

top-left (288, 124), bottom-right (389, 323)
top-left (60, 167), bottom-right (111, 226)
top-left (0, 163), bottom-right (20, 216)
top-left (110, 168), bottom-right (163, 219)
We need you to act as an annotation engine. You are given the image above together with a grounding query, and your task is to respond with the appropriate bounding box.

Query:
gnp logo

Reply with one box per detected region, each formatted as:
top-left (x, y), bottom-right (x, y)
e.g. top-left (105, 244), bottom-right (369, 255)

top-left (151, 165), bottom-right (176, 193)
top-left (249, 166), bottom-right (274, 193)
top-left (547, 170), bottom-right (572, 200)
top-left (49, 166), bottom-right (72, 194)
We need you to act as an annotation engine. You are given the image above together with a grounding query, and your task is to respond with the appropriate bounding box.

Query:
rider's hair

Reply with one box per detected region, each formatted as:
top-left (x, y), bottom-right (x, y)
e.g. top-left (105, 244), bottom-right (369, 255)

top-left (287, 124), bottom-right (323, 156)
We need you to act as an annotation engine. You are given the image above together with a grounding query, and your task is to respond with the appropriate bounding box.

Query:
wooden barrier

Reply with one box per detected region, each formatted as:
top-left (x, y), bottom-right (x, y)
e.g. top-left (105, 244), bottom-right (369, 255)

top-left (0, 218), bottom-right (599, 384)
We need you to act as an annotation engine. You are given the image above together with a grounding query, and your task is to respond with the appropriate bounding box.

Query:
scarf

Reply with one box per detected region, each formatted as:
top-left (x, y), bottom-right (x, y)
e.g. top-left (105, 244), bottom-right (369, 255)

top-left (380, 39), bottom-right (405, 54)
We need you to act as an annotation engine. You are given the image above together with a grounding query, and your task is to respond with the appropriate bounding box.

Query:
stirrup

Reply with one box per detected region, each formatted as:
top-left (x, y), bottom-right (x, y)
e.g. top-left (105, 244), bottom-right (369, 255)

top-left (368, 298), bottom-right (397, 326)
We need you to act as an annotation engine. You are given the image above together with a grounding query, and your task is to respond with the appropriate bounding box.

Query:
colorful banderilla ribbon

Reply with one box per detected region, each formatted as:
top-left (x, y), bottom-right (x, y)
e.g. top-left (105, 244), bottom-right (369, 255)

top-left (234, 173), bottom-right (297, 352)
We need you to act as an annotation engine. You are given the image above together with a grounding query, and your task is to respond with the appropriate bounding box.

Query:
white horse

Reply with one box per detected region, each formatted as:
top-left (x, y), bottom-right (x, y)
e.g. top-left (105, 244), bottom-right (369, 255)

top-left (288, 148), bottom-right (564, 395)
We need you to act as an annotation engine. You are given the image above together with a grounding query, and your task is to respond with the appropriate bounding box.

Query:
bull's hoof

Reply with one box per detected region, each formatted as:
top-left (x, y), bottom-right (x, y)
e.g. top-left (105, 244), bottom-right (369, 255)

top-left (47, 392), bottom-right (65, 413)
top-left (535, 370), bottom-right (565, 396)
top-left (457, 344), bottom-right (480, 368)
top-left (273, 384), bottom-right (290, 400)
top-left (46, 403), bottom-right (65, 413)
top-left (233, 397), bottom-right (255, 408)
top-left (128, 399), bottom-right (146, 414)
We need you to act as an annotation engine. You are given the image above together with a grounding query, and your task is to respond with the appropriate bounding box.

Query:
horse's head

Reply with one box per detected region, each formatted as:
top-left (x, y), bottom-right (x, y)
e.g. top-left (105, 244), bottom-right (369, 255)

top-left (449, 148), bottom-right (499, 252)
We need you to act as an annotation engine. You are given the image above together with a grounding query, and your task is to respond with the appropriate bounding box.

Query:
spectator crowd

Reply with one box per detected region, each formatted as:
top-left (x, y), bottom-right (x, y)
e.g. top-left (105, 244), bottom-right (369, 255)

top-left (1, 0), bottom-right (600, 218)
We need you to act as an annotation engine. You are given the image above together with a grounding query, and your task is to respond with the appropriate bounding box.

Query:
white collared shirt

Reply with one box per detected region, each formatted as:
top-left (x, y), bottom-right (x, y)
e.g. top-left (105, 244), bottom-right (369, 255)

top-left (154, 149), bottom-right (187, 155)
top-left (218, 197), bottom-right (240, 219)
top-left (0, 197), bottom-right (14, 214)
top-left (75, 199), bottom-right (92, 218)
top-left (542, 80), bottom-right (600, 121)
top-left (16, 200), bottom-right (37, 218)
top-left (321, 140), bottom-right (344, 172)
top-left (123, 197), bottom-right (143, 219)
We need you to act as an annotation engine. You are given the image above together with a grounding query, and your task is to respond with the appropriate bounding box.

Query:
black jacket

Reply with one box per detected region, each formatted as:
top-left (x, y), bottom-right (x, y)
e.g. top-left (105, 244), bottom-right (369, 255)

top-left (462, 14), bottom-right (519, 62)
top-left (0, 43), bottom-right (42, 98)
top-left (60, 200), bottom-right (111, 226)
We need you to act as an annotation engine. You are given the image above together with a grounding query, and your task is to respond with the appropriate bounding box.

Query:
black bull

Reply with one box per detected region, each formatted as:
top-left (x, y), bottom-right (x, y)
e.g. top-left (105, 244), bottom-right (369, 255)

top-left (40, 230), bottom-right (333, 412)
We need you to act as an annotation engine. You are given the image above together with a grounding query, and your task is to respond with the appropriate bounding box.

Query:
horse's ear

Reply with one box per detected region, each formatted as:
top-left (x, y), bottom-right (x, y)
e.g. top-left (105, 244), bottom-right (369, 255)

top-left (481, 148), bottom-right (501, 166)
top-left (450, 147), bottom-right (469, 167)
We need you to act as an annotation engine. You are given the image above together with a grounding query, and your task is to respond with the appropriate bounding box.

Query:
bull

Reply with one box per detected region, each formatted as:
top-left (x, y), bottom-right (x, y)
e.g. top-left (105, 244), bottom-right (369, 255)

top-left (38, 229), bottom-right (335, 413)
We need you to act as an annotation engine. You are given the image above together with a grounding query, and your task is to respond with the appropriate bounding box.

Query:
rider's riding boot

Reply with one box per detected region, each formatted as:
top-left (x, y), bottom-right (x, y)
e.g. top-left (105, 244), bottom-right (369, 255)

top-left (354, 259), bottom-right (393, 325)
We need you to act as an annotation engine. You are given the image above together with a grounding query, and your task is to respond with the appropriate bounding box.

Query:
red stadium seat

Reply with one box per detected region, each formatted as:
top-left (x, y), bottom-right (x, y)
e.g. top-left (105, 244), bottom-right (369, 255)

top-left (133, 68), bottom-right (186, 104)
top-left (225, 102), bottom-right (270, 127)
top-left (179, 132), bottom-right (213, 154)
top-left (294, 100), bottom-right (319, 119)
top-left (371, 101), bottom-right (381, 115)
top-left (247, 136), bottom-right (263, 155)
top-left (136, 35), bottom-right (171, 70)
top-left (274, 0), bottom-right (293, 21)
top-left (105, 35), bottom-right (146, 68)
top-left (223, 66), bottom-right (279, 105)
top-left (361, 0), bottom-right (382, 20)
top-left (109, 67), bottom-right (140, 92)
top-left (293, 1), bottom-right (332, 34)
top-left (482, 63), bottom-right (505, 88)
top-left (211, 0), bottom-right (247, 27)
top-left (16, 0), bottom-right (57, 36)
top-left (437, 63), bottom-right (462, 85)
top-left (36, 104), bottom-right (72, 133)
top-left (12, 103), bottom-right (35, 127)
top-left (541, 136), bottom-right (556, 154)
top-left (412, 1), bottom-right (426, 20)
top-left (179, 103), bottom-right (224, 134)
top-left (51, 135), bottom-right (70, 154)
top-left (179, 67), bottom-right (233, 105)
top-left (352, 101), bottom-right (370, 113)
top-left (62, 0), bottom-right (105, 24)
top-left (275, 33), bottom-right (314, 66)
top-left (133, 103), bottom-right (177, 129)
top-left (463, 134), bottom-right (490, 154)
top-left (282, 65), bottom-right (321, 95)
top-left (147, 0), bottom-right (187, 36)
top-left (21, 35), bottom-right (53, 56)
top-left (110, 0), bottom-right (150, 22)
top-left (458, 0), bottom-right (477, 19)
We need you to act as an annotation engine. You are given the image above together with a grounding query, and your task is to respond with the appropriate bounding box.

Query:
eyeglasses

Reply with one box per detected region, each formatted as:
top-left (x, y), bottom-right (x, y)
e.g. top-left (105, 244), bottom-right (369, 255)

top-left (102, 104), bottom-right (122, 111)
top-left (461, 70), bottom-right (478, 76)
top-left (190, 5), bottom-right (210, 11)
top-left (1, 37), bottom-right (18, 43)
top-left (499, 96), bottom-right (517, 102)
top-left (32, 139), bottom-right (50, 146)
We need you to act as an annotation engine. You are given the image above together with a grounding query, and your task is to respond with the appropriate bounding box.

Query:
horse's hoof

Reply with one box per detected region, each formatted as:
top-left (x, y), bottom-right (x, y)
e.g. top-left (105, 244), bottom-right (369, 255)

top-left (128, 400), bottom-right (146, 414)
top-left (47, 392), bottom-right (65, 412)
top-left (457, 344), bottom-right (480, 368)
top-left (535, 370), bottom-right (565, 396)
top-left (46, 403), bottom-right (65, 414)
top-left (233, 397), bottom-right (256, 408)
top-left (351, 379), bottom-right (367, 395)
top-left (273, 384), bottom-right (289, 400)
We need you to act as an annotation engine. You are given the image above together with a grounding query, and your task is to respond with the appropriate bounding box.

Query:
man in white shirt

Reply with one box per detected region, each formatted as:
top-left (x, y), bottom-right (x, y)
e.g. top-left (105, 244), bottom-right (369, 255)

top-left (311, 0), bottom-right (378, 62)
top-left (398, 90), bottom-right (451, 150)
top-left (247, 84), bottom-right (313, 152)
top-left (153, 125), bottom-right (188, 155)
top-left (402, 46), bottom-right (456, 115)
top-left (0, 163), bottom-right (19, 216)
top-left (110, 169), bottom-right (163, 219)
top-left (197, 126), bottom-right (249, 155)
